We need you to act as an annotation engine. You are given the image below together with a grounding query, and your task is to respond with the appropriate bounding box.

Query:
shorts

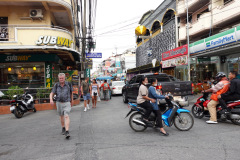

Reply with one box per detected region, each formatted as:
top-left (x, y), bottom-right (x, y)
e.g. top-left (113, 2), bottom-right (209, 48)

top-left (83, 93), bottom-right (91, 100)
top-left (56, 101), bottom-right (71, 116)
top-left (92, 91), bottom-right (98, 97)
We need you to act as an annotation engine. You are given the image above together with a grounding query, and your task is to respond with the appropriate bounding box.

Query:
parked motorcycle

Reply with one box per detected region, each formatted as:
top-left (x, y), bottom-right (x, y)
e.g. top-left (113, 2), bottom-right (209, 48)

top-left (126, 96), bottom-right (194, 132)
top-left (10, 93), bottom-right (36, 118)
top-left (192, 92), bottom-right (240, 125)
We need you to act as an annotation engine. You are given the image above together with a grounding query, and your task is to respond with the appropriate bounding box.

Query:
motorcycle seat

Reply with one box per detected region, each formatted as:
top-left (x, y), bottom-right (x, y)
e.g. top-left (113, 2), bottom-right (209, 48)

top-left (227, 100), bottom-right (240, 104)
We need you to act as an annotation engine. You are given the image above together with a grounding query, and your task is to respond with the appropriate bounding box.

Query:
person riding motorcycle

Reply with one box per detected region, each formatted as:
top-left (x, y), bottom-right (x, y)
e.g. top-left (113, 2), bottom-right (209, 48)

top-left (148, 78), bottom-right (169, 136)
top-left (203, 72), bottom-right (230, 124)
top-left (137, 76), bottom-right (155, 125)
top-left (218, 71), bottom-right (240, 114)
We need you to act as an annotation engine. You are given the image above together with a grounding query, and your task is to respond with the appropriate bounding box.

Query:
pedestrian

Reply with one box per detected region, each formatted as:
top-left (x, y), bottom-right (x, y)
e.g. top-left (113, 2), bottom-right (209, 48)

top-left (100, 80), bottom-right (110, 101)
top-left (81, 77), bottom-right (91, 112)
top-left (50, 73), bottom-right (73, 139)
top-left (90, 79), bottom-right (100, 108)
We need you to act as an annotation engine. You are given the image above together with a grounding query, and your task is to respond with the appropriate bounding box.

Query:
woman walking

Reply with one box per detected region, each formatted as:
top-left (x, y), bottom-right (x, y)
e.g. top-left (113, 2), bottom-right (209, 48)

top-left (90, 79), bottom-right (100, 108)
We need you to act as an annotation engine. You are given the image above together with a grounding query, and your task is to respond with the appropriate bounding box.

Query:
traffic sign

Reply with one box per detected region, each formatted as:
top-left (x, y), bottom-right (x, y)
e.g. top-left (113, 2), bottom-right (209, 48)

top-left (86, 52), bottom-right (102, 58)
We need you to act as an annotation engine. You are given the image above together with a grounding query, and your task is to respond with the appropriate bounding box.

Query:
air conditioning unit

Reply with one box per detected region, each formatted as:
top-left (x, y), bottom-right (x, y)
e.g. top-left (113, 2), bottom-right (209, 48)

top-left (29, 9), bottom-right (43, 18)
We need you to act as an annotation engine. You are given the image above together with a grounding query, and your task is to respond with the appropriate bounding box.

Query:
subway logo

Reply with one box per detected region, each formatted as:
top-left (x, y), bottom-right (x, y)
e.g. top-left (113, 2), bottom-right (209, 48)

top-left (36, 36), bottom-right (73, 48)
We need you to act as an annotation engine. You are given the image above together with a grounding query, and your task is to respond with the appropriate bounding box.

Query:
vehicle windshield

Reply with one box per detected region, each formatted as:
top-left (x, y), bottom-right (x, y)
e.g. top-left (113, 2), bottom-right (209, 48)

top-left (112, 81), bottom-right (125, 86)
top-left (148, 75), bottom-right (170, 82)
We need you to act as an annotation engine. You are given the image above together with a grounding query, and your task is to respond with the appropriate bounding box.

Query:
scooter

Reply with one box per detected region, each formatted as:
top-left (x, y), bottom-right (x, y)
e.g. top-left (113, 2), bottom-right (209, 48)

top-left (192, 91), bottom-right (240, 125)
top-left (10, 93), bottom-right (36, 118)
top-left (126, 96), bottom-right (194, 132)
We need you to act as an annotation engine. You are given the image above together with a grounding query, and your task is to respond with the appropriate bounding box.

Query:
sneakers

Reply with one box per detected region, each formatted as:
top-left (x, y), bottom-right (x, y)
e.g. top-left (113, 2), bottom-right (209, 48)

top-left (84, 107), bottom-right (87, 112)
top-left (65, 131), bottom-right (70, 139)
top-left (206, 120), bottom-right (218, 124)
top-left (87, 104), bottom-right (90, 110)
top-left (61, 127), bottom-right (66, 135)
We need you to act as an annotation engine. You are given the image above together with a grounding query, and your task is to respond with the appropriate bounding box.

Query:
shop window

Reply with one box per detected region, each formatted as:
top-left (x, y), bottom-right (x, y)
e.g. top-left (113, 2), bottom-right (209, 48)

top-left (0, 63), bottom-right (45, 89)
top-left (224, 0), bottom-right (233, 5)
top-left (0, 17), bottom-right (8, 41)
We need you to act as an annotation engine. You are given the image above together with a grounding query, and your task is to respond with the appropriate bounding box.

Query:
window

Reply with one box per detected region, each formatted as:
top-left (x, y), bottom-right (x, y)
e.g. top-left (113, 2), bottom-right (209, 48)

top-left (0, 17), bottom-right (8, 41)
top-left (147, 75), bottom-right (170, 82)
top-left (224, 0), bottom-right (233, 5)
top-left (135, 76), bottom-right (142, 84)
top-left (129, 76), bottom-right (136, 84)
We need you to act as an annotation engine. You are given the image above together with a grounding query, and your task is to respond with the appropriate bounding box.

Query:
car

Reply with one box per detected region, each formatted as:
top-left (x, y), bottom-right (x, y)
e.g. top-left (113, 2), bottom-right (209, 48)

top-left (122, 73), bottom-right (193, 107)
top-left (110, 81), bottom-right (125, 95)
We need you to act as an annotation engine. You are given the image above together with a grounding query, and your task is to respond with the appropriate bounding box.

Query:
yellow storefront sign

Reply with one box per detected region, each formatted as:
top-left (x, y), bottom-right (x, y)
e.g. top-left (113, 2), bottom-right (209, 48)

top-left (36, 36), bottom-right (73, 48)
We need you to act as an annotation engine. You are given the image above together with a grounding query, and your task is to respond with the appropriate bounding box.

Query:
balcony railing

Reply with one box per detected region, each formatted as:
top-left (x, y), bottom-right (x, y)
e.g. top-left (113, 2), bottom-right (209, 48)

top-left (0, 25), bottom-right (72, 42)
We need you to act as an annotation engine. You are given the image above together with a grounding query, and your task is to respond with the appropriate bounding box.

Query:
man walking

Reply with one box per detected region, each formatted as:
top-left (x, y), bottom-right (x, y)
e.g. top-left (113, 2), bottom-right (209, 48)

top-left (81, 77), bottom-right (91, 112)
top-left (100, 80), bottom-right (110, 101)
top-left (50, 73), bottom-right (73, 139)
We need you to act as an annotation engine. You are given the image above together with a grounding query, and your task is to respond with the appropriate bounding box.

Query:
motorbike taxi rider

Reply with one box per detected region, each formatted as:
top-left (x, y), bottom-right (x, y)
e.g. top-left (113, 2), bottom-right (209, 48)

top-left (137, 76), bottom-right (155, 126)
top-left (218, 71), bottom-right (240, 115)
top-left (148, 78), bottom-right (169, 136)
top-left (203, 72), bottom-right (230, 124)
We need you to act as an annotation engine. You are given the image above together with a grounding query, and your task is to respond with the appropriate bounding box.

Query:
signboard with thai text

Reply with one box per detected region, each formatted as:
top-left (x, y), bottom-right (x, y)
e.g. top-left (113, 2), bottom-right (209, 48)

top-left (162, 55), bottom-right (188, 68)
top-left (162, 45), bottom-right (188, 61)
top-left (86, 52), bottom-right (102, 58)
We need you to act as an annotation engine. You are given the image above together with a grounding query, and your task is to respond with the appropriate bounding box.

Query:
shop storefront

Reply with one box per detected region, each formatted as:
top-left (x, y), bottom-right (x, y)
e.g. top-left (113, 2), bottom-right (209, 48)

top-left (0, 54), bottom-right (61, 89)
top-left (162, 45), bottom-right (188, 81)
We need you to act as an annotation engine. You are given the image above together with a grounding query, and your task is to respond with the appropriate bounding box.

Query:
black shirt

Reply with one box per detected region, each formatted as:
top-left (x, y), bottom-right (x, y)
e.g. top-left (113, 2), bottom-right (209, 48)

top-left (222, 78), bottom-right (240, 97)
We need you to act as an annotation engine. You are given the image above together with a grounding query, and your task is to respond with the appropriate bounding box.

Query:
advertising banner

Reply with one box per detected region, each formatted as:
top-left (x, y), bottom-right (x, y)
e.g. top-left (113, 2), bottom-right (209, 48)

top-left (45, 62), bottom-right (52, 88)
top-left (162, 45), bottom-right (188, 61)
top-left (162, 55), bottom-right (188, 68)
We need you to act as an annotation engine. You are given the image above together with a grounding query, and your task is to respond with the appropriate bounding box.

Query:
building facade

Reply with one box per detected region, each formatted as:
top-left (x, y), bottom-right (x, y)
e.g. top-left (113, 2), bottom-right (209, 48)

top-left (135, 0), bottom-right (177, 76)
top-left (0, 0), bottom-right (81, 89)
top-left (177, 0), bottom-right (240, 82)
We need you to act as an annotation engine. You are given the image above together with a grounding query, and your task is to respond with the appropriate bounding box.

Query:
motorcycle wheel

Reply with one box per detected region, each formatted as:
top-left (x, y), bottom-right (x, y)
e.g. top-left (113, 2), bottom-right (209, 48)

top-left (129, 112), bottom-right (147, 132)
top-left (174, 112), bottom-right (194, 131)
top-left (14, 109), bottom-right (24, 118)
top-left (191, 104), bottom-right (204, 119)
top-left (33, 107), bottom-right (37, 112)
top-left (231, 119), bottom-right (240, 125)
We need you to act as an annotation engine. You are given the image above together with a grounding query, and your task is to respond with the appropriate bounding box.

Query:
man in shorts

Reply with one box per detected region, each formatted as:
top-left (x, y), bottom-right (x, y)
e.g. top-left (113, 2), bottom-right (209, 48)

top-left (81, 77), bottom-right (91, 112)
top-left (50, 73), bottom-right (73, 139)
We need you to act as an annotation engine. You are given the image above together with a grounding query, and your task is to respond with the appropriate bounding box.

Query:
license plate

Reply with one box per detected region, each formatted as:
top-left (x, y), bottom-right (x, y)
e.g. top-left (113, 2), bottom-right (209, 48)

top-left (10, 106), bottom-right (15, 111)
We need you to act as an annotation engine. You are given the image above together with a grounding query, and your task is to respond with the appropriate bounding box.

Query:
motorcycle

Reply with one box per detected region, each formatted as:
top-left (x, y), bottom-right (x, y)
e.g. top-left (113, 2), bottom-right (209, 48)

top-left (126, 96), bottom-right (194, 132)
top-left (192, 91), bottom-right (240, 125)
top-left (10, 93), bottom-right (36, 118)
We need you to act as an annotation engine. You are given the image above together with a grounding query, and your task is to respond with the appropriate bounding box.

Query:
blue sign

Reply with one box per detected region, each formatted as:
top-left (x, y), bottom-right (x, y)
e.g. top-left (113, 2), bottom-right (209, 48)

top-left (86, 52), bottom-right (102, 58)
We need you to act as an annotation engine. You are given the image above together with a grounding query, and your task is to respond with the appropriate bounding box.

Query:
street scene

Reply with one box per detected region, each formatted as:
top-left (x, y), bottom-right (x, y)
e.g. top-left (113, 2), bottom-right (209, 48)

top-left (1, 96), bottom-right (240, 160)
top-left (1, 0), bottom-right (240, 159)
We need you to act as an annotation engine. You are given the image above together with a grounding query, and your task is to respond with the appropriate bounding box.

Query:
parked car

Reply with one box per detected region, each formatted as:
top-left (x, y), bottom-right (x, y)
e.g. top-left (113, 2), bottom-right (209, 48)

top-left (110, 81), bottom-right (125, 95)
top-left (122, 73), bottom-right (193, 107)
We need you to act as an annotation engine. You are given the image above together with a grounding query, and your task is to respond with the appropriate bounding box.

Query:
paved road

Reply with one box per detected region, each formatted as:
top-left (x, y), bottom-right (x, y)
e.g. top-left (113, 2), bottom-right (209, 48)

top-left (0, 96), bottom-right (240, 160)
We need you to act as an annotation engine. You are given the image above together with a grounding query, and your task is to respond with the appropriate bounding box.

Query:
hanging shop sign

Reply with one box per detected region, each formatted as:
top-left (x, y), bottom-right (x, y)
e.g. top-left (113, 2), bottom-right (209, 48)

top-left (162, 55), bottom-right (188, 68)
top-left (162, 45), bottom-right (188, 61)
top-left (0, 54), bottom-right (60, 63)
top-left (45, 62), bottom-right (52, 88)
top-left (86, 52), bottom-right (102, 58)
top-left (36, 36), bottom-right (73, 48)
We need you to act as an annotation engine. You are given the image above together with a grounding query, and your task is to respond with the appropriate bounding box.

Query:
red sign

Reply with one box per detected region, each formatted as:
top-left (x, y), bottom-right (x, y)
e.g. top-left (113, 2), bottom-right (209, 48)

top-left (162, 45), bottom-right (188, 61)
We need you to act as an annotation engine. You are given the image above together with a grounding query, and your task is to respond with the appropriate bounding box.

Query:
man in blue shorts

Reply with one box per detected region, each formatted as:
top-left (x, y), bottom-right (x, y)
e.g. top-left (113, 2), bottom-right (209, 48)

top-left (81, 77), bottom-right (91, 112)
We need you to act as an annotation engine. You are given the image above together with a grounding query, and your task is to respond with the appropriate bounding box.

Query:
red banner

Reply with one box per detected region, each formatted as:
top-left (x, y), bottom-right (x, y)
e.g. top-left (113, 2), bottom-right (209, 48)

top-left (162, 44), bottom-right (188, 61)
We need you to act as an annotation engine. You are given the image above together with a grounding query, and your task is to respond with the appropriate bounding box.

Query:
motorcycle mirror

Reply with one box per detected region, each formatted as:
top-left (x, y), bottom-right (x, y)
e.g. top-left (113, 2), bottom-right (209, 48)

top-left (13, 95), bottom-right (17, 98)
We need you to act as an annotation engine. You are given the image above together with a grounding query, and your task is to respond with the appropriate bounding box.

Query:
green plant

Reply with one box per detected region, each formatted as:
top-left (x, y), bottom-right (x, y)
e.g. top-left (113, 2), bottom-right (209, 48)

top-left (6, 86), bottom-right (24, 99)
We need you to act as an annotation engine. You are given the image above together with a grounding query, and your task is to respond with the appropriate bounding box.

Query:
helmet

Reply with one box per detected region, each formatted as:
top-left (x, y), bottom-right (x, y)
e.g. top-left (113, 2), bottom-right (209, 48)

top-left (215, 72), bottom-right (226, 79)
top-left (215, 72), bottom-right (226, 82)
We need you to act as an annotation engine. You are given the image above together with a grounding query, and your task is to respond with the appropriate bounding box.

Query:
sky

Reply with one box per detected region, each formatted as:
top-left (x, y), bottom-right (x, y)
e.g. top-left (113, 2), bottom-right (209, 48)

top-left (92, 0), bottom-right (164, 72)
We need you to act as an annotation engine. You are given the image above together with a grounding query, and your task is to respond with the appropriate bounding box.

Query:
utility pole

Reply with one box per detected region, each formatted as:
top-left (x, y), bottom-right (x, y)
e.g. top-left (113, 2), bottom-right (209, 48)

top-left (186, 0), bottom-right (190, 81)
top-left (115, 47), bottom-right (117, 74)
top-left (81, 0), bottom-right (87, 78)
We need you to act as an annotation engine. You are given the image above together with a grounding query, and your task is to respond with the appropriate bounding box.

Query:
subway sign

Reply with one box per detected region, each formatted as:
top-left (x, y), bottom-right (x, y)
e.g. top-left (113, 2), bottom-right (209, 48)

top-left (36, 36), bottom-right (73, 48)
